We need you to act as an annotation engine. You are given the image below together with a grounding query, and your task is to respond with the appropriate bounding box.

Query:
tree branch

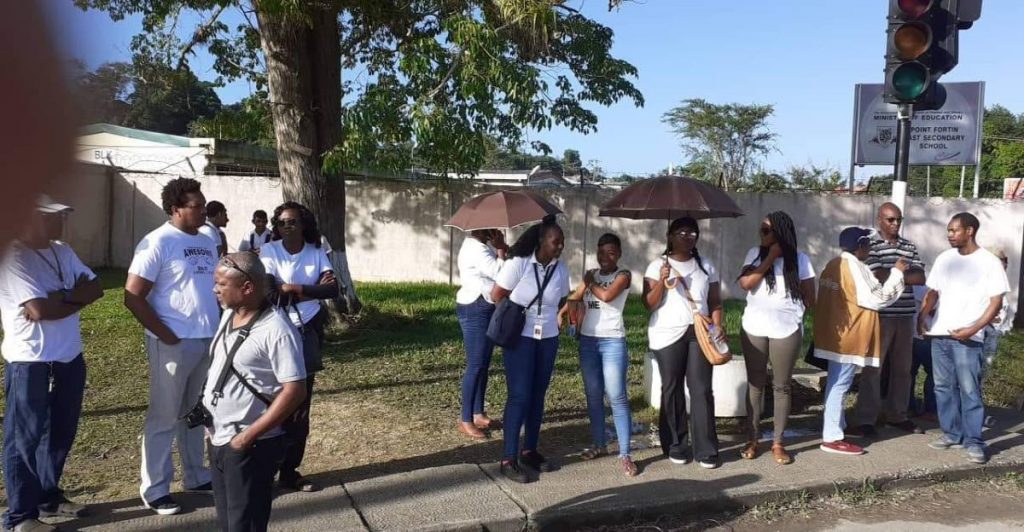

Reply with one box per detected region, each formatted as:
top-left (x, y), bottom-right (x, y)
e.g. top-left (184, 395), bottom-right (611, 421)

top-left (177, 4), bottom-right (228, 70)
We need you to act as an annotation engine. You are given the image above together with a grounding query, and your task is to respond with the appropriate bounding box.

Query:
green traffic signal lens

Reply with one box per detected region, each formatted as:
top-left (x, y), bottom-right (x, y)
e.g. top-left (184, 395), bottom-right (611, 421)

top-left (894, 22), bottom-right (932, 59)
top-left (892, 62), bottom-right (929, 99)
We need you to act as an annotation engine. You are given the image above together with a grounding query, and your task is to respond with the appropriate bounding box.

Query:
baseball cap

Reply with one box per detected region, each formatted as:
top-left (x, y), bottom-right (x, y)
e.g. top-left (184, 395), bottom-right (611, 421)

top-left (36, 194), bottom-right (72, 214)
top-left (839, 226), bottom-right (872, 252)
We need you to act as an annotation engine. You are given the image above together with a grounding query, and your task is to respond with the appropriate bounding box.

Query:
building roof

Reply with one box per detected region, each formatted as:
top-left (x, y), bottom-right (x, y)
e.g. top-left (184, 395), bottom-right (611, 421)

top-left (79, 123), bottom-right (192, 147)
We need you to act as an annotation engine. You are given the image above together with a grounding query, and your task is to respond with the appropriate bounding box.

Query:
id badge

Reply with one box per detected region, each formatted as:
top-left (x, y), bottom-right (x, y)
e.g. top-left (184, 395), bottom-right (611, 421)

top-left (533, 321), bottom-right (544, 340)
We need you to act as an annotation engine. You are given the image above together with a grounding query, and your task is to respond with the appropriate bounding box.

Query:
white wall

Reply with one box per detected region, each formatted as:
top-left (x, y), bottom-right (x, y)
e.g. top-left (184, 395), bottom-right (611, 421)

top-left (78, 172), bottom-right (1023, 325)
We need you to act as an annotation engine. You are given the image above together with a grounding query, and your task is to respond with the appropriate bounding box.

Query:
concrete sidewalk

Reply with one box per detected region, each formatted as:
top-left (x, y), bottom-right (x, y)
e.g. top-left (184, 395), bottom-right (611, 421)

top-left (51, 409), bottom-right (1024, 531)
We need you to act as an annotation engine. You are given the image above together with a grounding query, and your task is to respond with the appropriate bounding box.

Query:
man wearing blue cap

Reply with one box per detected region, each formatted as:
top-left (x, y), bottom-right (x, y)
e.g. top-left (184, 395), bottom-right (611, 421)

top-left (813, 227), bottom-right (907, 456)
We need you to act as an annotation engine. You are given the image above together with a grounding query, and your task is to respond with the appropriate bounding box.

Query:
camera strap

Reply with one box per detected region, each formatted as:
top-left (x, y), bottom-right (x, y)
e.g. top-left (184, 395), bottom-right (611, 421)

top-left (209, 304), bottom-right (271, 406)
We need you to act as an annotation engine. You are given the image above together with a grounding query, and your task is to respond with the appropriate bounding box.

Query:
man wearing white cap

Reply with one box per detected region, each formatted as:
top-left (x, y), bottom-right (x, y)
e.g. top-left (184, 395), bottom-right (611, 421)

top-left (0, 196), bottom-right (103, 532)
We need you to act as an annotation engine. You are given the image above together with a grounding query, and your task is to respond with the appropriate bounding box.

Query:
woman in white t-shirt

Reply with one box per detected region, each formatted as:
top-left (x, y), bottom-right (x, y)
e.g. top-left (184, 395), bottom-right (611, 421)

top-left (454, 229), bottom-right (508, 440)
top-left (557, 233), bottom-right (636, 477)
top-left (642, 217), bottom-right (724, 469)
top-left (736, 211), bottom-right (816, 466)
top-left (491, 215), bottom-right (570, 484)
top-left (259, 201), bottom-right (338, 493)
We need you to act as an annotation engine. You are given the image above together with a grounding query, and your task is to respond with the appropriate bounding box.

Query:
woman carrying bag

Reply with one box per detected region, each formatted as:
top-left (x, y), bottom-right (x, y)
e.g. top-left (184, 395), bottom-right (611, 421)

top-left (642, 217), bottom-right (724, 469)
top-left (490, 215), bottom-right (569, 484)
top-left (736, 211), bottom-right (816, 465)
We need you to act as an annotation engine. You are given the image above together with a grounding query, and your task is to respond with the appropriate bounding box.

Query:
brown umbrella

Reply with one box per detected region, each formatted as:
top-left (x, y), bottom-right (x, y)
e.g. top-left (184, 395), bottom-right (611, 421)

top-left (445, 190), bottom-right (563, 231)
top-left (599, 175), bottom-right (744, 220)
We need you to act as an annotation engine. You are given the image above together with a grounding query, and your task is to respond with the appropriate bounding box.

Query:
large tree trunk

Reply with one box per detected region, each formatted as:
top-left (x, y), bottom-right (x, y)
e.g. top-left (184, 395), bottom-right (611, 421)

top-left (257, 5), bottom-right (361, 315)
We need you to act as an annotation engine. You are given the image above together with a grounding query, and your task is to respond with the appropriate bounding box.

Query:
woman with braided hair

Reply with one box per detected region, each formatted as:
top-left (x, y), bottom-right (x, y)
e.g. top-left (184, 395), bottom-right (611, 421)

top-left (736, 211), bottom-right (817, 465)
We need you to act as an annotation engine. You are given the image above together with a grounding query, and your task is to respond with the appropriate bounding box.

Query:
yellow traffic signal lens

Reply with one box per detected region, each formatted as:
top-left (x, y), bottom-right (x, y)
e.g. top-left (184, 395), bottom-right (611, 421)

top-left (894, 22), bottom-right (932, 59)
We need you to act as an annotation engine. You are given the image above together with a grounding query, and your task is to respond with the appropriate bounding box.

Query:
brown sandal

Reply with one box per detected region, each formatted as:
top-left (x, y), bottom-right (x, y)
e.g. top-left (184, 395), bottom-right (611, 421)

top-left (739, 440), bottom-right (759, 460)
top-left (771, 444), bottom-right (793, 465)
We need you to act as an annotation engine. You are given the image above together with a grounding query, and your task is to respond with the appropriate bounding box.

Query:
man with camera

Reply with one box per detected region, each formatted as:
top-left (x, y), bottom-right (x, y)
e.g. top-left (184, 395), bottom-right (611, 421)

top-left (201, 252), bottom-right (306, 532)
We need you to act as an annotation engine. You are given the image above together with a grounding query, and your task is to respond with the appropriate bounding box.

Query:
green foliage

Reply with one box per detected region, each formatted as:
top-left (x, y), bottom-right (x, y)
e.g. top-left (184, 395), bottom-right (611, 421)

top-left (71, 57), bottom-right (222, 135)
top-left (662, 99), bottom-right (777, 191)
top-left (77, 1), bottom-right (643, 177)
top-left (784, 164), bottom-right (844, 192)
top-left (188, 92), bottom-right (274, 145)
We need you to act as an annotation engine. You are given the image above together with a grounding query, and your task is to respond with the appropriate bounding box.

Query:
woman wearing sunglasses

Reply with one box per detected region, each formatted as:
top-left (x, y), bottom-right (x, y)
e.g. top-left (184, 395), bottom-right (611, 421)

top-left (258, 201), bottom-right (339, 493)
top-left (643, 217), bottom-right (723, 469)
top-left (736, 211), bottom-right (816, 465)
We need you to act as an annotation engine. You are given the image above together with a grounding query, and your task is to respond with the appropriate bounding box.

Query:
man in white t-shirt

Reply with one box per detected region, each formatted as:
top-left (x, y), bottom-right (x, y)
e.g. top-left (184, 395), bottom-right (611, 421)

top-left (919, 212), bottom-right (1010, 465)
top-left (237, 209), bottom-right (273, 254)
top-left (124, 177), bottom-right (222, 515)
top-left (0, 197), bottom-right (103, 532)
top-left (199, 200), bottom-right (229, 257)
top-left (205, 252), bottom-right (306, 531)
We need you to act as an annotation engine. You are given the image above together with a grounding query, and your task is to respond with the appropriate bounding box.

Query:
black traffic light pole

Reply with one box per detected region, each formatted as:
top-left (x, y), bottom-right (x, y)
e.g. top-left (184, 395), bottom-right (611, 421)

top-left (891, 103), bottom-right (913, 210)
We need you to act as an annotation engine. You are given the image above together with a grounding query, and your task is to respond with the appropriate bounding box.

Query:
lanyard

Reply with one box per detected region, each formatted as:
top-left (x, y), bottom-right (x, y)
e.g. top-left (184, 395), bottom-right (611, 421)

top-left (31, 245), bottom-right (64, 286)
top-left (531, 263), bottom-right (555, 316)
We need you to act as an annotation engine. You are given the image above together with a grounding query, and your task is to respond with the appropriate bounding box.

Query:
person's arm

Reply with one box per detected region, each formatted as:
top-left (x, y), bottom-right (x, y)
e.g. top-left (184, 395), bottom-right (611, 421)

top-left (917, 289), bottom-right (938, 336)
top-left (708, 281), bottom-right (726, 342)
top-left (737, 245), bottom-right (781, 291)
top-left (642, 261), bottom-right (670, 311)
top-left (556, 280), bottom-right (588, 329)
top-left (22, 291), bottom-right (86, 321)
top-left (587, 271), bottom-right (632, 303)
top-left (950, 295), bottom-right (1004, 341)
top-left (124, 274), bottom-right (180, 344)
top-left (280, 271), bottom-right (339, 301)
top-left (65, 274), bottom-right (102, 306)
top-left (229, 380), bottom-right (306, 450)
top-left (800, 277), bottom-right (817, 310)
top-left (490, 256), bottom-right (519, 304)
top-left (853, 257), bottom-right (907, 310)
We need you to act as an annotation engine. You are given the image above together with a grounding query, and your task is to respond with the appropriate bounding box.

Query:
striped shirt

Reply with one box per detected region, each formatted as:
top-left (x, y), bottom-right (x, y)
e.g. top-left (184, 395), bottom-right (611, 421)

top-left (866, 235), bottom-right (924, 317)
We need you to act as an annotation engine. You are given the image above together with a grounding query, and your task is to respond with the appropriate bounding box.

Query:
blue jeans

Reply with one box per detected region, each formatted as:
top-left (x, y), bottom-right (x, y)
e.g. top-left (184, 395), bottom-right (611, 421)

top-left (822, 360), bottom-right (858, 443)
top-left (932, 337), bottom-right (986, 449)
top-left (456, 297), bottom-right (496, 422)
top-left (502, 336), bottom-right (559, 459)
top-left (3, 355), bottom-right (86, 530)
top-left (579, 336), bottom-right (632, 457)
top-left (909, 337), bottom-right (936, 415)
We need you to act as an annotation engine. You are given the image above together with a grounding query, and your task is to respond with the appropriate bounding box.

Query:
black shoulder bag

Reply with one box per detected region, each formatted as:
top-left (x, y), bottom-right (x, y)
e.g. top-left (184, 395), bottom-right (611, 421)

top-left (486, 263), bottom-right (555, 348)
top-left (182, 305), bottom-right (270, 429)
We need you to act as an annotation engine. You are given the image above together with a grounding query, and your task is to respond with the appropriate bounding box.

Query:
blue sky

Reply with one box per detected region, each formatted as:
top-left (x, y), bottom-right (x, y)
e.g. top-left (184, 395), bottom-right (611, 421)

top-left (46, 0), bottom-right (1024, 182)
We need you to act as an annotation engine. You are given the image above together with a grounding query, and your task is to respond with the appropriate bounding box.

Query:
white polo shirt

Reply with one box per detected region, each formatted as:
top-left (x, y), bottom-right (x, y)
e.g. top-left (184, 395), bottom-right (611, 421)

top-left (494, 254), bottom-right (570, 339)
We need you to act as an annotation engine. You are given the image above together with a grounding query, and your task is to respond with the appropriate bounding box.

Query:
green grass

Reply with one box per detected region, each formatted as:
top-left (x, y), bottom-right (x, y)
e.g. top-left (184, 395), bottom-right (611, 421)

top-left (1, 270), bottom-right (1021, 501)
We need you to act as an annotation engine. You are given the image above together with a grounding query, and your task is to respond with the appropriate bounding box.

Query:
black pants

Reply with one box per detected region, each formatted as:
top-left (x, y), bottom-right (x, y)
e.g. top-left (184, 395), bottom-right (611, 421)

top-left (210, 435), bottom-right (285, 532)
top-left (279, 373), bottom-right (315, 482)
top-left (653, 327), bottom-right (719, 461)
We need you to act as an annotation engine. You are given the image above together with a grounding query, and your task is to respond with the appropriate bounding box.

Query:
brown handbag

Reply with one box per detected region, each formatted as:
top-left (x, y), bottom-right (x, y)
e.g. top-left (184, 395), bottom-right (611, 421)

top-left (664, 265), bottom-right (732, 366)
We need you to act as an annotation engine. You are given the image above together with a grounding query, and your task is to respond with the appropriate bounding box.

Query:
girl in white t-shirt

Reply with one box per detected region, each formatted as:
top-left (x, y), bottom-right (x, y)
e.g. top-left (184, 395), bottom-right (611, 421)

top-left (491, 215), bottom-right (570, 484)
top-left (642, 217), bottom-right (724, 469)
top-left (557, 233), bottom-right (636, 477)
top-left (259, 201), bottom-right (338, 493)
top-left (736, 211), bottom-right (816, 466)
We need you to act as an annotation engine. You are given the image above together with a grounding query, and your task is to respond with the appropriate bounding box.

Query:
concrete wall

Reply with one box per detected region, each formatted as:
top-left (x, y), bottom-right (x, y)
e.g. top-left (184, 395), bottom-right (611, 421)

top-left (51, 162), bottom-right (113, 266)
top-left (62, 168), bottom-right (1023, 323)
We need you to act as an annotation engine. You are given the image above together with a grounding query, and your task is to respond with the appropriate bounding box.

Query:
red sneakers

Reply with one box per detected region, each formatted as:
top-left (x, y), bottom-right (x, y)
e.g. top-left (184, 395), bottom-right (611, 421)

top-left (820, 440), bottom-right (865, 455)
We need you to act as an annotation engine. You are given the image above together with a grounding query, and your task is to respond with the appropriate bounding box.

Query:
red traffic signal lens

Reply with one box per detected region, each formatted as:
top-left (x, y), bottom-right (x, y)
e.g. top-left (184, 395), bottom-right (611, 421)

top-left (894, 22), bottom-right (932, 59)
top-left (897, 0), bottom-right (934, 19)
top-left (892, 62), bottom-right (929, 100)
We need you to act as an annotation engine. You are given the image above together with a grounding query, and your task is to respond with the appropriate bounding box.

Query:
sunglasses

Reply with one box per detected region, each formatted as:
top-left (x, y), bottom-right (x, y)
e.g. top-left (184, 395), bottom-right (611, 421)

top-left (275, 218), bottom-right (299, 227)
top-left (884, 217), bottom-right (904, 223)
top-left (671, 230), bottom-right (698, 238)
top-left (219, 257), bottom-right (254, 285)
top-left (760, 227), bottom-right (772, 236)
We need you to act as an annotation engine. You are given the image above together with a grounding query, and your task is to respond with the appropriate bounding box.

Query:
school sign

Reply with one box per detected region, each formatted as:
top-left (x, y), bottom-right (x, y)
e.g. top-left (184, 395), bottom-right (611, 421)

top-left (852, 82), bottom-right (984, 166)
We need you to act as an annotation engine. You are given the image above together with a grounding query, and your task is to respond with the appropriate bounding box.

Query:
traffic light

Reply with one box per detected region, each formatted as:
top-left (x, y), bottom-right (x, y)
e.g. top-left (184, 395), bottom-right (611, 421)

top-left (883, 0), bottom-right (981, 106)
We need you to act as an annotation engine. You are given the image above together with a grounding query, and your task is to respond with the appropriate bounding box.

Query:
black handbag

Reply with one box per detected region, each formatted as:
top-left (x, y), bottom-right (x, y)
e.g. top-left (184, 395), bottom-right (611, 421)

top-left (486, 264), bottom-right (555, 348)
top-left (803, 340), bottom-right (829, 371)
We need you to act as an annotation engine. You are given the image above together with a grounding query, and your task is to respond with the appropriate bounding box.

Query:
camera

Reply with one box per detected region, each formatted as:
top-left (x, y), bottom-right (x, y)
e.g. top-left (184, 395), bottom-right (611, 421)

top-left (183, 397), bottom-right (213, 429)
